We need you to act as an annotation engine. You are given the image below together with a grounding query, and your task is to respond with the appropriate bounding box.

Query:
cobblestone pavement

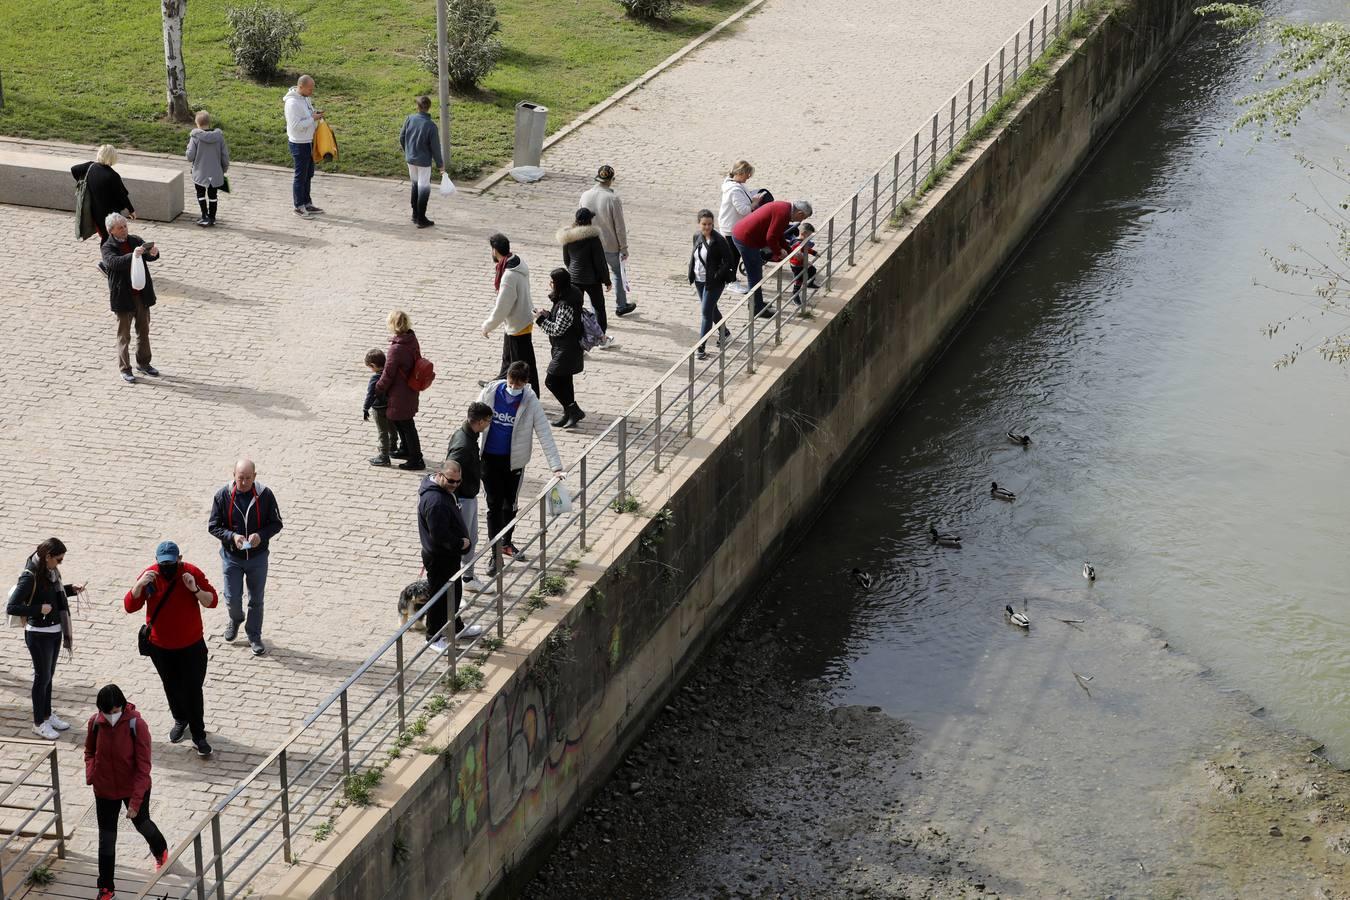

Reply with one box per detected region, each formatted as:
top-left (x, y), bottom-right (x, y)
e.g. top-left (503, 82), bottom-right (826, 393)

top-left (0, 0), bottom-right (1050, 885)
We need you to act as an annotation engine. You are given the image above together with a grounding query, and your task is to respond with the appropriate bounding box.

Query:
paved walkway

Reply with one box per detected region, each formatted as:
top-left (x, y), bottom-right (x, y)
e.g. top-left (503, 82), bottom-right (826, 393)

top-left (0, 0), bottom-right (1049, 887)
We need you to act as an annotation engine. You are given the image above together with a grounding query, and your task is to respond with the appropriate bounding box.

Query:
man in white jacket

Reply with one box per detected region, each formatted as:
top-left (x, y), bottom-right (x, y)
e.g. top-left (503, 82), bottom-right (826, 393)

top-left (283, 75), bottom-right (324, 219)
top-left (481, 233), bottom-right (540, 397)
top-left (579, 165), bottom-right (636, 317)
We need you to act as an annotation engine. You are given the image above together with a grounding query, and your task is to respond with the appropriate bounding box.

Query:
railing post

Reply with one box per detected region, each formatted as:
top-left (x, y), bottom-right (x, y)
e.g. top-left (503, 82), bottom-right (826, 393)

top-left (395, 633), bottom-right (406, 734)
top-left (193, 832), bottom-right (206, 900)
top-left (1014, 34), bottom-right (1020, 81)
top-left (339, 689), bottom-right (351, 779)
top-left (891, 150), bottom-right (899, 215)
top-left (686, 353), bottom-right (694, 438)
top-left (494, 543), bottom-right (505, 639)
top-left (775, 266), bottom-right (785, 334)
top-left (48, 749), bottom-right (64, 860)
top-left (654, 385), bottom-right (663, 473)
top-left (871, 172), bottom-right (879, 242)
top-left (746, 294), bottom-right (756, 375)
top-left (1056, 0), bottom-right (1062, 34)
top-left (999, 47), bottom-right (1005, 96)
top-left (966, 79), bottom-right (973, 135)
top-left (1042, 5), bottom-right (1048, 52)
top-left (717, 326), bottom-right (726, 403)
top-left (948, 95), bottom-right (956, 155)
top-left (1029, 18), bottom-right (1035, 65)
top-left (825, 217), bottom-right (834, 292)
top-left (848, 195), bottom-right (857, 265)
top-left (578, 455), bottom-right (588, 550)
top-left (910, 132), bottom-right (919, 195)
top-left (279, 748), bottom-right (293, 864)
top-left (211, 813), bottom-right (226, 900)
top-left (617, 416), bottom-right (628, 503)
top-left (538, 494), bottom-right (548, 575)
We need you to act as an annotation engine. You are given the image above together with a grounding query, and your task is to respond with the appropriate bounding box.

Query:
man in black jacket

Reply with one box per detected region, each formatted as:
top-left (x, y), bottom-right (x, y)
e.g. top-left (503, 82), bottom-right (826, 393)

top-left (445, 402), bottom-right (492, 592)
top-left (100, 213), bottom-right (159, 384)
top-left (206, 459), bottom-right (284, 656)
top-left (418, 460), bottom-right (486, 651)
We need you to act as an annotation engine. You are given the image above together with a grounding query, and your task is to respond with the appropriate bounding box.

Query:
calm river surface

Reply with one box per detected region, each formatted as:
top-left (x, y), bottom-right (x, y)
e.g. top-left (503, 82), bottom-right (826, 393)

top-left (531, 4), bottom-right (1350, 896)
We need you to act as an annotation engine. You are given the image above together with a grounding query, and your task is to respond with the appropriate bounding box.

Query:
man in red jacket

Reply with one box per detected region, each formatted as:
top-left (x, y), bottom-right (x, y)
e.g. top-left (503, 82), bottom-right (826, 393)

top-left (731, 199), bottom-right (813, 316)
top-left (85, 683), bottom-right (170, 900)
top-left (125, 540), bottom-right (219, 757)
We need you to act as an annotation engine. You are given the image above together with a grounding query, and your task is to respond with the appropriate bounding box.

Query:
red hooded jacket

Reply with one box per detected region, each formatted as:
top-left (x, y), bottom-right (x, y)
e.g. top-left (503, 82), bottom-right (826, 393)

top-left (732, 200), bottom-right (793, 255)
top-left (84, 703), bottom-right (153, 811)
top-left (374, 330), bottom-right (422, 422)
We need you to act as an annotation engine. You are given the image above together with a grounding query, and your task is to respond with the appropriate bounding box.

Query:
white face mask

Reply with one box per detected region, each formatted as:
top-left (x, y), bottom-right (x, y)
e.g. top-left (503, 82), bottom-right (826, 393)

top-left (105, 710), bottom-right (123, 726)
top-left (505, 385), bottom-right (524, 397)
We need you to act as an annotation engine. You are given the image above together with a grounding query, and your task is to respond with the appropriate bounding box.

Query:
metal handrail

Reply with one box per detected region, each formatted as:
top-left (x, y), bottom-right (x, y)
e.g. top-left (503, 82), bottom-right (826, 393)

top-left (132, 2), bottom-right (1092, 896)
top-left (0, 739), bottom-right (66, 899)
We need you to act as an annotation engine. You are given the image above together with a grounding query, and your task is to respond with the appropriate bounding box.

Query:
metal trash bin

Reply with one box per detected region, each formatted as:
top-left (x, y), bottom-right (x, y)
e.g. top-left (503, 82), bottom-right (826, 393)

top-left (513, 101), bottom-right (549, 169)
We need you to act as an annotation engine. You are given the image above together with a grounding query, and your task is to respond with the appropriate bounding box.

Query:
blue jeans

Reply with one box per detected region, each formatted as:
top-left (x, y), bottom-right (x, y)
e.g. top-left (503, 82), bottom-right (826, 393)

top-left (695, 281), bottom-right (725, 351)
top-left (221, 549), bottom-right (269, 643)
top-left (288, 141), bottom-right (314, 208)
top-left (604, 250), bottom-right (630, 309)
top-left (733, 237), bottom-right (765, 313)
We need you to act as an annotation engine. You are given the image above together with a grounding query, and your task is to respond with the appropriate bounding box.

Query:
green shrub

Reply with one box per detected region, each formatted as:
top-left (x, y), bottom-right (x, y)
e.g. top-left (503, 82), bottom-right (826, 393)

top-left (226, 1), bottom-right (305, 80)
top-left (419, 0), bottom-right (504, 89)
top-left (620, 0), bottom-right (681, 21)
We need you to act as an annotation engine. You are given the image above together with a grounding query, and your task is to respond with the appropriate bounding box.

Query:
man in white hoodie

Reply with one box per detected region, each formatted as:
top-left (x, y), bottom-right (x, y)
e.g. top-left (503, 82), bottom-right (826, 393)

top-left (481, 233), bottom-right (540, 397)
top-left (283, 75), bottom-right (324, 219)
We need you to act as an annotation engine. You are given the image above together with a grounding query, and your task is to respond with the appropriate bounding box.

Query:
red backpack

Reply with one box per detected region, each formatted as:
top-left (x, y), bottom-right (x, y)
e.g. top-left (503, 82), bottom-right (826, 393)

top-left (408, 357), bottom-right (436, 392)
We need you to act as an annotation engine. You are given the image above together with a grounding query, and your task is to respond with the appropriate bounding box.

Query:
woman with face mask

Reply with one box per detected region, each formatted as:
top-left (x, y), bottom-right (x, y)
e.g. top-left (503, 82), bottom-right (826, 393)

top-left (85, 683), bottom-right (170, 900)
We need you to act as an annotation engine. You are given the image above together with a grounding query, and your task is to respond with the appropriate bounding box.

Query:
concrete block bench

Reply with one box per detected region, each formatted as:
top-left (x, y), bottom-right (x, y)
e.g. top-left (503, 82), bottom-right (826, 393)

top-left (0, 148), bottom-right (183, 222)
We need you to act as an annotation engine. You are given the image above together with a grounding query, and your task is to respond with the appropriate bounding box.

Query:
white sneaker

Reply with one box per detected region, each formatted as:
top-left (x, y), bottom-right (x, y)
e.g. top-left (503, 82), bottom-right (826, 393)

top-left (428, 637), bottom-right (450, 654)
top-left (33, 721), bottom-right (59, 740)
top-left (458, 623), bottom-right (487, 639)
top-left (727, 282), bottom-right (749, 294)
top-left (463, 576), bottom-right (487, 593)
top-left (46, 714), bottom-right (70, 731)
top-left (596, 335), bottom-right (618, 350)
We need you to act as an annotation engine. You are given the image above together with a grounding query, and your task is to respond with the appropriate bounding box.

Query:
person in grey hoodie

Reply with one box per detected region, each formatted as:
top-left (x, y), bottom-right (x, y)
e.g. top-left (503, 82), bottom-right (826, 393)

top-left (185, 111), bottom-right (230, 227)
top-left (398, 96), bottom-right (444, 229)
top-left (282, 75), bottom-right (324, 218)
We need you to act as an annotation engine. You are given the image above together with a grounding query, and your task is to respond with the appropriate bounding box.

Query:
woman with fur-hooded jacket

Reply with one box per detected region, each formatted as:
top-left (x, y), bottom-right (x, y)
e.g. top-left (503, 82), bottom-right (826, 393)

top-left (557, 207), bottom-right (614, 346)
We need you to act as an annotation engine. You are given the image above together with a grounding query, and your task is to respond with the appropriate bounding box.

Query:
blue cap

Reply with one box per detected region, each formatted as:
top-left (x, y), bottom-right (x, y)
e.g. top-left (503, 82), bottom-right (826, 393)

top-left (154, 541), bottom-right (180, 564)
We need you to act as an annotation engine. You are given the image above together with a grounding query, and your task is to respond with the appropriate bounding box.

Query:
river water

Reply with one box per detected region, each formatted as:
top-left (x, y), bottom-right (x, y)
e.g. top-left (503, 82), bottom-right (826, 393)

top-left (529, 5), bottom-right (1350, 897)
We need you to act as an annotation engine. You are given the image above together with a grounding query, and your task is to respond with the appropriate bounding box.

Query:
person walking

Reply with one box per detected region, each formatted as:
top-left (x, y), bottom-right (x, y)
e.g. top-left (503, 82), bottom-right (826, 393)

top-left (557, 208), bottom-right (616, 347)
top-left (579, 164), bottom-right (636, 317)
top-left (363, 348), bottom-right (403, 466)
top-left (124, 541), bottom-right (218, 757)
top-left (100, 213), bottom-right (160, 384)
top-left (71, 145), bottom-right (135, 242)
top-left (445, 402), bottom-right (492, 592)
top-left (731, 198), bottom-right (813, 316)
top-left (417, 460), bottom-right (486, 651)
top-left (482, 234), bottom-right (541, 397)
top-left (376, 310), bottom-right (427, 471)
top-left (85, 683), bottom-right (170, 900)
top-left (7, 538), bottom-right (84, 740)
top-left (185, 110), bottom-right (230, 227)
top-left (207, 459), bottom-right (283, 656)
top-left (399, 96), bottom-right (443, 229)
top-left (688, 209), bottom-right (736, 360)
top-left (478, 361), bottom-right (565, 574)
top-left (719, 161), bottom-right (755, 293)
top-left (534, 268), bottom-right (587, 428)
top-left (283, 74), bottom-right (324, 219)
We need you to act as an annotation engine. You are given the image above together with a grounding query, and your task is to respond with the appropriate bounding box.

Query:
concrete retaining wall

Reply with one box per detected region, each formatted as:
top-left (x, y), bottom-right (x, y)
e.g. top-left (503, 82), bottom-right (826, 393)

top-left (0, 149), bottom-right (184, 222)
top-left (276, 0), bottom-right (1195, 896)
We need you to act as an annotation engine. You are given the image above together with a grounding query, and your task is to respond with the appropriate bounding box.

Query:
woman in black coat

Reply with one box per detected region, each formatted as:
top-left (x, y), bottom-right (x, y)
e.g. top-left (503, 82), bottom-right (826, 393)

top-left (72, 145), bottom-right (135, 242)
top-left (7, 538), bottom-right (83, 740)
top-left (558, 207), bottom-right (614, 343)
top-left (688, 208), bottom-right (736, 360)
top-left (534, 268), bottom-right (587, 429)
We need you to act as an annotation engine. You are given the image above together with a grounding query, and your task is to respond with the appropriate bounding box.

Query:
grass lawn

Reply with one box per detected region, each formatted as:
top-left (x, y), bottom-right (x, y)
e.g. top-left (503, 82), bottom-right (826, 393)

top-left (0, 0), bottom-right (742, 178)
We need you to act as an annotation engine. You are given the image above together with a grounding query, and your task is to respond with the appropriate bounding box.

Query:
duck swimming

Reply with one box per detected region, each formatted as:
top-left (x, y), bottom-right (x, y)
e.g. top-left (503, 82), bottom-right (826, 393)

top-left (1007, 431), bottom-right (1031, 447)
top-left (1005, 604), bottom-right (1030, 628)
top-left (929, 525), bottom-right (962, 548)
top-left (990, 482), bottom-right (1016, 502)
top-left (1083, 562), bottom-right (1096, 581)
top-left (851, 568), bottom-right (874, 590)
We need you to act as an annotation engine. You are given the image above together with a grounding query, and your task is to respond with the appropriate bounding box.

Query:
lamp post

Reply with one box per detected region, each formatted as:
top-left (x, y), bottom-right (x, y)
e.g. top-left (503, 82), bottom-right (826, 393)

top-left (436, 0), bottom-right (451, 170)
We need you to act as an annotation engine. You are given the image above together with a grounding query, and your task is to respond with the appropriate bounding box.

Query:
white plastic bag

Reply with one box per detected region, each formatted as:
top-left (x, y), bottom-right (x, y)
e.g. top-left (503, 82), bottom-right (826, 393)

top-left (509, 166), bottom-right (545, 184)
top-left (619, 257), bottom-right (633, 299)
top-left (547, 481), bottom-right (572, 517)
top-left (130, 252), bottom-right (147, 290)
top-left (440, 172), bottom-right (457, 197)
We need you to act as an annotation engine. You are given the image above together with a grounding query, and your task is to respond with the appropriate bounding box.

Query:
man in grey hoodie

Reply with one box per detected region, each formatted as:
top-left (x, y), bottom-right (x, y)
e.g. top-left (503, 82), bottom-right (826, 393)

top-left (185, 111), bottom-right (229, 227)
top-left (283, 75), bottom-right (324, 219)
top-left (399, 96), bottom-right (444, 229)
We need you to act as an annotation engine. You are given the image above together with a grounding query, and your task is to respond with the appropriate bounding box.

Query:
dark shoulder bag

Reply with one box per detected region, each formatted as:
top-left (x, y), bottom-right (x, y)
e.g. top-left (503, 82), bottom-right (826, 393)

top-left (137, 578), bottom-right (173, 656)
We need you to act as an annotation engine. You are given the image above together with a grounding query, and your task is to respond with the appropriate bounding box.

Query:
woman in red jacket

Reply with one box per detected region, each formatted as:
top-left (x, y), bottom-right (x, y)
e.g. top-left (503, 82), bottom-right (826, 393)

top-left (85, 684), bottom-right (169, 900)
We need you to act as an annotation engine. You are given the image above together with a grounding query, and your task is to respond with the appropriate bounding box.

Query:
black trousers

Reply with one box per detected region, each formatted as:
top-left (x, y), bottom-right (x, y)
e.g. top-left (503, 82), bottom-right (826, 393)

top-left (578, 282), bottom-right (607, 333)
top-left (545, 370), bottom-right (576, 408)
top-left (497, 332), bottom-right (541, 397)
top-left (194, 183), bottom-right (218, 219)
top-left (25, 630), bottom-right (61, 725)
top-left (421, 550), bottom-right (463, 640)
top-left (393, 417), bottom-right (423, 466)
top-left (97, 790), bottom-right (168, 891)
top-left (482, 452), bottom-right (524, 548)
top-left (148, 639), bottom-right (208, 742)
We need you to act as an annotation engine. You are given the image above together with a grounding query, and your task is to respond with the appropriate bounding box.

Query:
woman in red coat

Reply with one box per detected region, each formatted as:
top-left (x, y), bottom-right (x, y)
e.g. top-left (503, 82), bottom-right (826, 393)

top-left (85, 684), bottom-right (169, 900)
top-left (374, 309), bottom-right (426, 471)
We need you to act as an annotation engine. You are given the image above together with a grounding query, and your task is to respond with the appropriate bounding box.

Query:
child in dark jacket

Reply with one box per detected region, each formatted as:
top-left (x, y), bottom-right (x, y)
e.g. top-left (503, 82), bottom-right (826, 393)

top-left (785, 222), bottom-right (819, 302)
top-left (85, 684), bottom-right (169, 900)
top-left (363, 348), bottom-right (403, 466)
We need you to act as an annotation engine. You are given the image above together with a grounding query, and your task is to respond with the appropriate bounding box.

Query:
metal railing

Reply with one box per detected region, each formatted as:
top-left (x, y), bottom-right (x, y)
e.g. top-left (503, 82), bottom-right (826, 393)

top-left (133, 2), bottom-right (1091, 896)
top-left (0, 739), bottom-right (66, 899)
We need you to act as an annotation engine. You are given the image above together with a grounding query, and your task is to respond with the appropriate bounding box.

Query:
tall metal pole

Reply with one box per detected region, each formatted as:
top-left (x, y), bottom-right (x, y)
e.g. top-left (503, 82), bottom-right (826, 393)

top-left (436, 0), bottom-right (451, 170)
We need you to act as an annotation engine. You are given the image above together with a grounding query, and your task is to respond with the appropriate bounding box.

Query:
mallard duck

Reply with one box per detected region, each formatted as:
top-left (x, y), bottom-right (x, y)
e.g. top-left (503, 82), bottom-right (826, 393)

top-left (990, 481), bottom-right (1016, 502)
top-left (851, 568), bottom-right (874, 590)
top-left (1005, 604), bottom-right (1030, 628)
top-left (929, 525), bottom-right (962, 548)
top-left (1083, 562), bottom-right (1096, 581)
top-left (1007, 431), bottom-right (1031, 447)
